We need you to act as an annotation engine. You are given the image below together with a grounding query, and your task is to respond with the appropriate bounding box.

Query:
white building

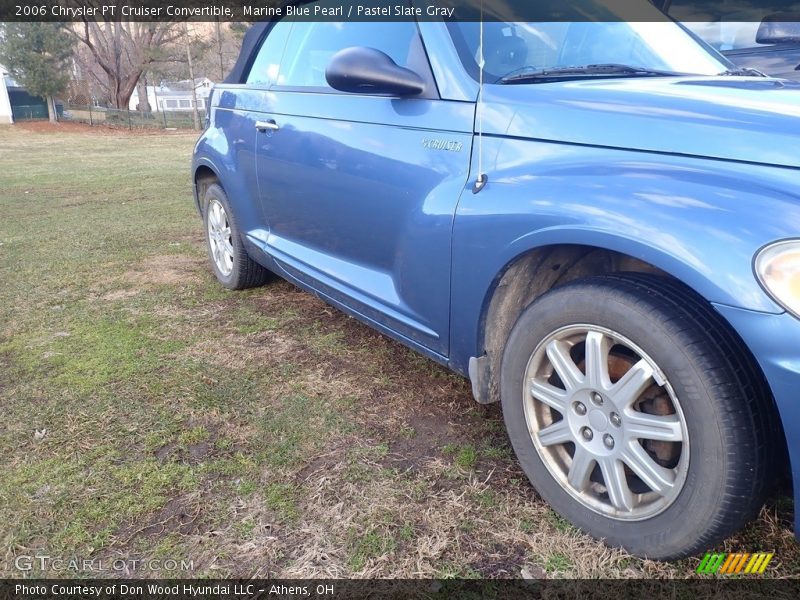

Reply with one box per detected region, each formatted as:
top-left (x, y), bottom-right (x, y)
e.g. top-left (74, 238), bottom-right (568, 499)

top-left (0, 65), bottom-right (14, 124)
top-left (129, 78), bottom-right (213, 112)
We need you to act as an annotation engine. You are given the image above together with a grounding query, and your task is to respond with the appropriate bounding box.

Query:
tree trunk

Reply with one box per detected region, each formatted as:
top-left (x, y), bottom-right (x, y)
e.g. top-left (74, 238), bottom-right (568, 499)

top-left (46, 95), bottom-right (57, 123)
top-left (216, 20), bottom-right (225, 81)
top-left (115, 72), bottom-right (141, 110)
top-left (101, 69), bottom-right (141, 110)
top-left (186, 29), bottom-right (201, 131)
top-left (136, 76), bottom-right (151, 112)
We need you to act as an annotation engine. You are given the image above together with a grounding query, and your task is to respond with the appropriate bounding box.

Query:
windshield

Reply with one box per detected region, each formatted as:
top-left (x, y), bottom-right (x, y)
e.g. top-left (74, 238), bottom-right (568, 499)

top-left (448, 20), bottom-right (731, 83)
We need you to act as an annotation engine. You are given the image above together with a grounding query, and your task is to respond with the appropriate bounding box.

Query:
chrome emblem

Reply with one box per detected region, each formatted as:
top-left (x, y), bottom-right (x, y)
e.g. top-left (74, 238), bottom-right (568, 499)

top-left (422, 138), bottom-right (463, 152)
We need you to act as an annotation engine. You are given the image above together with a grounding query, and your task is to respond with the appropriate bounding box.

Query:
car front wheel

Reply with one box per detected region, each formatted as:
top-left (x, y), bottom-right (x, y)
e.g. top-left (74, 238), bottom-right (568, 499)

top-left (500, 273), bottom-right (772, 559)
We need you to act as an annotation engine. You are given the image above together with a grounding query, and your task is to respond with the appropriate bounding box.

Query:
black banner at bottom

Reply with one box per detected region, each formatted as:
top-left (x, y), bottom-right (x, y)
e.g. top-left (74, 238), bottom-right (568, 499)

top-left (3, 579), bottom-right (800, 600)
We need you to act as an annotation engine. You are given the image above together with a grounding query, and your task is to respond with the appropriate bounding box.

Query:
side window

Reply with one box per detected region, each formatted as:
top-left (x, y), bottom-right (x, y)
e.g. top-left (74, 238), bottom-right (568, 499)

top-left (278, 5), bottom-right (420, 89)
top-left (246, 20), bottom-right (293, 87)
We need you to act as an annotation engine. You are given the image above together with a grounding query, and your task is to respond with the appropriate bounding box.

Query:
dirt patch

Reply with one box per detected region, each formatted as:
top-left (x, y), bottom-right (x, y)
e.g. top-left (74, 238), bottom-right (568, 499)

top-left (295, 442), bottom-right (354, 483)
top-left (123, 255), bottom-right (205, 288)
top-left (14, 120), bottom-right (196, 137)
top-left (155, 440), bottom-right (214, 465)
top-left (386, 413), bottom-right (469, 472)
top-left (254, 280), bottom-right (475, 400)
top-left (113, 494), bottom-right (204, 546)
top-left (101, 289), bottom-right (141, 302)
top-left (255, 282), bottom-right (405, 358)
top-left (469, 543), bottom-right (530, 578)
top-left (183, 330), bottom-right (305, 371)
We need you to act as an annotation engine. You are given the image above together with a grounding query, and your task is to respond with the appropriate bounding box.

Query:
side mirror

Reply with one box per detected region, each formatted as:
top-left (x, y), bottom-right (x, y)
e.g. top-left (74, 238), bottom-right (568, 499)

top-left (325, 47), bottom-right (425, 97)
top-left (757, 13), bottom-right (800, 44)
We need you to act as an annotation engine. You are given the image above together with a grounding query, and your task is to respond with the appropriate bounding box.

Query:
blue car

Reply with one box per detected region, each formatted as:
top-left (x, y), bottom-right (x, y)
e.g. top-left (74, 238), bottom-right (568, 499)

top-left (192, 4), bottom-right (800, 559)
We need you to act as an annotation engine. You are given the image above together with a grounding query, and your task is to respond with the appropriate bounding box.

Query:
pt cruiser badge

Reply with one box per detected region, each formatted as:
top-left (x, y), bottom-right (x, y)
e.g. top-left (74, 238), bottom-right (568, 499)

top-left (422, 138), bottom-right (464, 152)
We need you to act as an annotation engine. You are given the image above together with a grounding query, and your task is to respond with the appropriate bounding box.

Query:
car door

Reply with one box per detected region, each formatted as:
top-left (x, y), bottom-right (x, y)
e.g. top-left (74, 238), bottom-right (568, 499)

top-left (253, 10), bottom-right (474, 357)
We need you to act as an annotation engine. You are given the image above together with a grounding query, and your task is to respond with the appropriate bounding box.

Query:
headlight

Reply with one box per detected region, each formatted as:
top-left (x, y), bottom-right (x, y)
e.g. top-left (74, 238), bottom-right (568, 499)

top-left (755, 240), bottom-right (800, 318)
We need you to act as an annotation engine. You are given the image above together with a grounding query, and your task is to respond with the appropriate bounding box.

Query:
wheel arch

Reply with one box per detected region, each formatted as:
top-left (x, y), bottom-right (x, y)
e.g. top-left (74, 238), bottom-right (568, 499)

top-left (193, 162), bottom-right (221, 214)
top-left (472, 239), bottom-right (776, 411)
top-left (475, 244), bottom-right (664, 403)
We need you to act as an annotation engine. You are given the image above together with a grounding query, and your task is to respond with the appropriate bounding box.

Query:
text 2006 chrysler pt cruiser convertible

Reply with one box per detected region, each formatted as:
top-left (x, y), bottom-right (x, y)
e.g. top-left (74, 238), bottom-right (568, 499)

top-left (192, 3), bottom-right (800, 559)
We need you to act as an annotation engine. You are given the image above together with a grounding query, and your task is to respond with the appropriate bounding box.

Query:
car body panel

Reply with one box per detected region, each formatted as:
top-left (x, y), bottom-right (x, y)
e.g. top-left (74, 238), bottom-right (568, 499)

top-left (449, 137), bottom-right (800, 373)
top-left (479, 77), bottom-right (800, 169)
top-left (194, 88), bottom-right (263, 232)
top-left (252, 91), bottom-right (474, 354)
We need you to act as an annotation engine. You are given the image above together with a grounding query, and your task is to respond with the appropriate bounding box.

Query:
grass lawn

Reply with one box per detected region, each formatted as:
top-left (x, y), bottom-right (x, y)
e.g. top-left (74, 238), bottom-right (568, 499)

top-left (0, 122), bottom-right (796, 578)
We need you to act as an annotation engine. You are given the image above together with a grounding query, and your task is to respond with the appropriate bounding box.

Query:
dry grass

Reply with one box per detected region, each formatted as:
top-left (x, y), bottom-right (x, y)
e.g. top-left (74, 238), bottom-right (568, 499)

top-left (0, 123), bottom-right (796, 579)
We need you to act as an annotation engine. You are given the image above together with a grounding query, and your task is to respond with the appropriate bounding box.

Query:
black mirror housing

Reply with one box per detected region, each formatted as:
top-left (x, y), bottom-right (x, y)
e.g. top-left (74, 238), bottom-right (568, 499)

top-left (325, 47), bottom-right (425, 97)
top-left (757, 13), bottom-right (800, 44)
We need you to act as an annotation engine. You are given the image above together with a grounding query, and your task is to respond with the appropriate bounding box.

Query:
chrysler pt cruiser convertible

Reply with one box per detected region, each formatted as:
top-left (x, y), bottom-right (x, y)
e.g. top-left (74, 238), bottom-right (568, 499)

top-left (192, 1), bottom-right (800, 559)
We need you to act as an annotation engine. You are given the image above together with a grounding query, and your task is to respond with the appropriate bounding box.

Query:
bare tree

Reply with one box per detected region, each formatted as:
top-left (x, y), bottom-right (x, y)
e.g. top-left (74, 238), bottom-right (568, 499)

top-left (71, 20), bottom-right (184, 109)
top-left (215, 20), bottom-right (225, 82)
top-left (71, 43), bottom-right (113, 105)
top-left (185, 23), bottom-right (200, 131)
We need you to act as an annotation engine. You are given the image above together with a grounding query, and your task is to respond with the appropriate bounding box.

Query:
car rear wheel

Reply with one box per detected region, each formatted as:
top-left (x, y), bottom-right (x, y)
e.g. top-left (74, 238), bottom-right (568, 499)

top-left (500, 273), bottom-right (772, 559)
top-left (203, 184), bottom-right (271, 290)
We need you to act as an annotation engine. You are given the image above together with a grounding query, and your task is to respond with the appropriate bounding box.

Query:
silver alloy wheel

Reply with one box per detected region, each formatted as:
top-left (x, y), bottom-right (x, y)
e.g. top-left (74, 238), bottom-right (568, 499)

top-left (207, 198), bottom-right (234, 277)
top-left (523, 325), bottom-right (690, 520)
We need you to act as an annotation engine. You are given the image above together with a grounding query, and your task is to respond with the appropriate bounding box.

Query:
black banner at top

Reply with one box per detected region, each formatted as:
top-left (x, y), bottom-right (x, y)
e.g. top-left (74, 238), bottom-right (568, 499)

top-left (1, 0), bottom-right (799, 22)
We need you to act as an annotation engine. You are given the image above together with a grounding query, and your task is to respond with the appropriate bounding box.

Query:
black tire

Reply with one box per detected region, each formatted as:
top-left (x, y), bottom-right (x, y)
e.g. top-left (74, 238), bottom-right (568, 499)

top-left (203, 183), bottom-right (271, 290)
top-left (500, 273), bottom-right (773, 559)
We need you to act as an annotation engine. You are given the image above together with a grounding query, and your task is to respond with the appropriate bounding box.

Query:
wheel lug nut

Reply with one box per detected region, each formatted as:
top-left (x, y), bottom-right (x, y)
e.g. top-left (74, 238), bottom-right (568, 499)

top-left (610, 413), bottom-right (622, 427)
top-left (581, 427), bottom-right (593, 441)
top-left (603, 434), bottom-right (615, 449)
top-left (574, 402), bottom-right (587, 416)
top-left (591, 392), bottom-right (603, 406)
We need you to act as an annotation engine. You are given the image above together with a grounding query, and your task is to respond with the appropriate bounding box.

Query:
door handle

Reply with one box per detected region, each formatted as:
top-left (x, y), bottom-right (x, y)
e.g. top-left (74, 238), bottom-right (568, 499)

top-left (255, 120), bottom-right (280, 132)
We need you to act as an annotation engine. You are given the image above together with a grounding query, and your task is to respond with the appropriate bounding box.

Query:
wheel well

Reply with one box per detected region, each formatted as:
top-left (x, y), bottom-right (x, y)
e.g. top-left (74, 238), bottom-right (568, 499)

top-left (478, 243), bottom-right (790, 491)
top-left (479, 245), bottom-right (667, 404)
top-left (194, 166), bottom-right (219, 211)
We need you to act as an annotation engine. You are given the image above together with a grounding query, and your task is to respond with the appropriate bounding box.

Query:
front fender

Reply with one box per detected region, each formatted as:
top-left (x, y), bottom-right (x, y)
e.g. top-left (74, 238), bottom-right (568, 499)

top-left (449, 137), bottom-right (800, 373)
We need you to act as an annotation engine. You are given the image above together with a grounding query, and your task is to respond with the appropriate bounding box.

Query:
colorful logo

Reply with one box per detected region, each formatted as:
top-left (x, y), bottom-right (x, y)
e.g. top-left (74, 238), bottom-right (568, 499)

top-left (696, 552), bottom-right (774, 575)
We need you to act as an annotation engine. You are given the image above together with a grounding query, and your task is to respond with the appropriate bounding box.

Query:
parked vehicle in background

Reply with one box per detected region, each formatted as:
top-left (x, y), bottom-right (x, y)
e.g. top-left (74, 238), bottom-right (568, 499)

top-left (656, 1), bottom-right (800, 79)
top-left (193, 0), bottom-right (800, 560)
